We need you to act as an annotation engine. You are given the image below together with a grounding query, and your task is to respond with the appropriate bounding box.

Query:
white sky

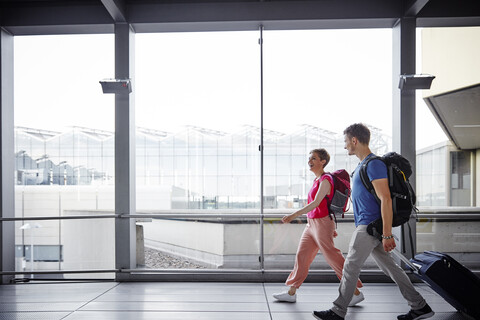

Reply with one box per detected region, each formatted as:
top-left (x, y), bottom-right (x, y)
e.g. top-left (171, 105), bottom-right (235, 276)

top-left (14, 29), bottom-right (447, 149)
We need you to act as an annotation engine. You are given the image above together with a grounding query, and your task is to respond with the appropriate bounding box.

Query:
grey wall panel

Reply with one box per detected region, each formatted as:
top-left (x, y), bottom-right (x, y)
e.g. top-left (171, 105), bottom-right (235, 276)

top-left (1, 28), bottom-right (15, 284)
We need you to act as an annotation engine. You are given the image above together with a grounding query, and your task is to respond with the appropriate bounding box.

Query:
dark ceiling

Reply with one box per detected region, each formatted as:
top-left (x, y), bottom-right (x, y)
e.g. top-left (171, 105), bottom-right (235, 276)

top-left (1, 0), bottom-right (480, 35)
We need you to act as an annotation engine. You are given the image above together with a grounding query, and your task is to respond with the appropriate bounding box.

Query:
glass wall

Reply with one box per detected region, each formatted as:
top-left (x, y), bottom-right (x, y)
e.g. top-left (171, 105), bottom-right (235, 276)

top-left (415, 26), bottom-right (480, 268)
top-left (14, 35), bottom-right (115, 279)
top-left (11, 27), bottom-right (479, 279)
top-left (131, 29), bottom-right (395, 272)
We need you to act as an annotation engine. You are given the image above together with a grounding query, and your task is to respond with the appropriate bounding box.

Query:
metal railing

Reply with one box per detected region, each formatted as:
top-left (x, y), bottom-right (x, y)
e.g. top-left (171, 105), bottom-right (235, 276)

top-left (2, 209), bottom-right (479, 279)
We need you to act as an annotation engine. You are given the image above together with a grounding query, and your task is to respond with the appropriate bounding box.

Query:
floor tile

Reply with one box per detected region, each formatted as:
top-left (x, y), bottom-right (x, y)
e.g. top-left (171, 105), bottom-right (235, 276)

top-left (64, 311), bottom-right (271, 320)
top-left (0, 281), bottom-right (473, 320)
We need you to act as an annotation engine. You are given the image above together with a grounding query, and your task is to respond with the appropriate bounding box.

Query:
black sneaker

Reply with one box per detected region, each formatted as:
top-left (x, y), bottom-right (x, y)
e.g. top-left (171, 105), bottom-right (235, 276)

top-left (312, 309), bottom-right (344, 320)
top-left (397, 304), bottom-right (435, 320)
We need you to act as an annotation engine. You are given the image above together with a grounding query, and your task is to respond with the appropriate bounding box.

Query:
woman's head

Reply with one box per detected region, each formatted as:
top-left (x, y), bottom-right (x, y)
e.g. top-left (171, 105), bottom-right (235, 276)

top-left (309, 148), bottom-right (330, 171)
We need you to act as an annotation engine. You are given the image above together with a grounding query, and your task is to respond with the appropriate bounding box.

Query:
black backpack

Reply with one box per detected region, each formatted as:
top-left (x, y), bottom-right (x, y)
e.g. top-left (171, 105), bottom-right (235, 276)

top-left (359, 152), bottom-right (417, 240)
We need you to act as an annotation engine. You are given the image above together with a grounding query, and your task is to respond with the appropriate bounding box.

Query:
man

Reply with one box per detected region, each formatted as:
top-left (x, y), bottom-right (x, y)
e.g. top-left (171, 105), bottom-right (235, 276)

top-left (312, 123), bottom-right (434, 320)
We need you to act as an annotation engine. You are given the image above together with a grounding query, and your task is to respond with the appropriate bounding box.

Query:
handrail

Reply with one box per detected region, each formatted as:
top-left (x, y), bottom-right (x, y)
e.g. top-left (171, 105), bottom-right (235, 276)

top-left (1, 212), bottom-right (480, 221)
top-left (0, 213), bottom-right (120, 222)
top-left (0, 269), bottom-right (119, 275)
top-left (123, 213), bottom-right (480, 219)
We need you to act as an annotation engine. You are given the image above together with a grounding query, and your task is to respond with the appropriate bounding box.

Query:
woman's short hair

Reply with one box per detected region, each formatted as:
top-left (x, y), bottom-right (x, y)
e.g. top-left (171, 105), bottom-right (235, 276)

top-left (343, 123), bottom-right (371, 145)
top-left (310, 148), bottom-right (330, 168)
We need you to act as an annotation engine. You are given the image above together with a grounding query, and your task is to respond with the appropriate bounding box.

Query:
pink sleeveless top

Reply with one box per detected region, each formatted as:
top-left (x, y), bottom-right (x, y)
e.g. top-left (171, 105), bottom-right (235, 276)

top-left (306, 174), bottom-right (333, 219)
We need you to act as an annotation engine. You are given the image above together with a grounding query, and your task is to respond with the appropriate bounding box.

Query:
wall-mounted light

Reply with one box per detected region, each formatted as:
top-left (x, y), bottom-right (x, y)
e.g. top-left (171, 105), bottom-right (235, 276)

top-left (99, 78), bottom-right (132, 94)
top-left (398, 74), bottom-right (435, 90)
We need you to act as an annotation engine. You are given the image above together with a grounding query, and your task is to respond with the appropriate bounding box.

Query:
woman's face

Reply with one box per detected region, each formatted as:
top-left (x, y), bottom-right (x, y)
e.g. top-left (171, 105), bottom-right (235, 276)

top-left (308, 152), bottom-right (324, 174)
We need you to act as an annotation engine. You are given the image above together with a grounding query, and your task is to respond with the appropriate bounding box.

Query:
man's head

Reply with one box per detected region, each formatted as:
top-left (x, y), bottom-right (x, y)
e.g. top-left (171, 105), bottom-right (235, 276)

top-left (343, 123), bottom-right (370, 156)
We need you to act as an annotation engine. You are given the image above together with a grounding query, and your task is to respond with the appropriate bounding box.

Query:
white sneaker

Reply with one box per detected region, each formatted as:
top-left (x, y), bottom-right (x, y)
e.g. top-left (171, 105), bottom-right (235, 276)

top-left (348, 291), bottom-right (364, 307)
top-left (272, 291), bottom-right (297, 302)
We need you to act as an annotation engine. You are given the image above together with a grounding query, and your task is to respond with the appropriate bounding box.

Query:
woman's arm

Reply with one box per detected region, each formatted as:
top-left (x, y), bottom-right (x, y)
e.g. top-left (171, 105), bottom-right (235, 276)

top-left (282, 179), bottom-right (331, 223)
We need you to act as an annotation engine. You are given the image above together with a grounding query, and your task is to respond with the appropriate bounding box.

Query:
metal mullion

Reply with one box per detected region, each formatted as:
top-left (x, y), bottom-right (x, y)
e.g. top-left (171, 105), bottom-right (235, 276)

top-left (259, 25), bottom-right (265, 272)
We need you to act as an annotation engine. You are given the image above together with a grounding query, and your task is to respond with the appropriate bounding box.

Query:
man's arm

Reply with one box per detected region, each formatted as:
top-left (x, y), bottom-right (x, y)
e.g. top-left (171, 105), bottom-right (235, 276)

top-left (371, 178), bottom-right (396, 252)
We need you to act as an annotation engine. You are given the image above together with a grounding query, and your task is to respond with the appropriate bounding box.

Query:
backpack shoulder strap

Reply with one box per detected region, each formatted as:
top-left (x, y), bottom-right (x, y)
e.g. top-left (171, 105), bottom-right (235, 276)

top-left (359, 156), bottom-right (382, 203)
top-left (321, 173), bottom-right (334, 204)
top-left (321, 173), bottom-right (334, 193)
top-left (322, 173), bottom-right (338, 226)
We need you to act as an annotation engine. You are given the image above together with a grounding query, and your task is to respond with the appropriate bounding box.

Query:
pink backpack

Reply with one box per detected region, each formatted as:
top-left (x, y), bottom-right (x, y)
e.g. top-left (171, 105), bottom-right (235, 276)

top-left (325, 169), bottom-right (351, 219)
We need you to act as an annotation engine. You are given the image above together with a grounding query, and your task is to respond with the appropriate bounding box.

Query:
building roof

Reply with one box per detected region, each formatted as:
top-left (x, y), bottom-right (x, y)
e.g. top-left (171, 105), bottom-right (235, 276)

top-left (424, 83), bottom-right (480, 150)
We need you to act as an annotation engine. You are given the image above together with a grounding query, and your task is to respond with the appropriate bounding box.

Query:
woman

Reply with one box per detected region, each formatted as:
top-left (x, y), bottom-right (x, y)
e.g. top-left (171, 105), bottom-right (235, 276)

top-left (273, 148), bottom-right (364, 305)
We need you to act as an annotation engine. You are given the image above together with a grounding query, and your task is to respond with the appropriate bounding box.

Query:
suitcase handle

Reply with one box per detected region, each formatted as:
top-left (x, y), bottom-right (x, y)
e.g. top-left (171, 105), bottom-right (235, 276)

top-left (392, 248), bottom-right (419, 273)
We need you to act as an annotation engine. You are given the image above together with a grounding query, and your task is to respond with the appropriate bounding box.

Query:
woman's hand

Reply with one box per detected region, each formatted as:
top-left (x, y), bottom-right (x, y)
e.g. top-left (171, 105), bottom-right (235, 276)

top-left (282, 214), bottom-right (295, 224)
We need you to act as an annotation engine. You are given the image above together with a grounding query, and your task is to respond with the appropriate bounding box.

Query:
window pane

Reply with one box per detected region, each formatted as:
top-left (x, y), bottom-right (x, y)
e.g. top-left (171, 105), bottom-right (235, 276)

top-left (135, 31), bottom-right (261, 271)
top-left (263, 29), bottom-right (393, 270)
top-left (14, 35), bottom-right (115, 279)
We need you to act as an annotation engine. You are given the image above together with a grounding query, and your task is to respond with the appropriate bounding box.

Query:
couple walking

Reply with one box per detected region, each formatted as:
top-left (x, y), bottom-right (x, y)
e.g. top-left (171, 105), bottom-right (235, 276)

top-left (273, 123), bottom-right (434, 320)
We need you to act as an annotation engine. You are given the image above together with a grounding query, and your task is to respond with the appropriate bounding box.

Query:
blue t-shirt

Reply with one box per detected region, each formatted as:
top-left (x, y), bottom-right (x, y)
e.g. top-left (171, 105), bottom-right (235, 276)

top-left (351, 153), bottom-right (388, 226)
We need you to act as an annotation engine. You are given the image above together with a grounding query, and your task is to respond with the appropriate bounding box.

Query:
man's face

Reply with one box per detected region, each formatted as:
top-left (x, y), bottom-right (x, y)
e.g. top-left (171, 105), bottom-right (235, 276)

top-left (344, 135), bottom-right (356, 156)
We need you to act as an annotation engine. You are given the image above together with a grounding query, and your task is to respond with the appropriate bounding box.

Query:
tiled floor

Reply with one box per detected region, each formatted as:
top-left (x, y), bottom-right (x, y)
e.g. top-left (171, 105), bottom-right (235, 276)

top-left (0, 281), bottom-right (470, 320)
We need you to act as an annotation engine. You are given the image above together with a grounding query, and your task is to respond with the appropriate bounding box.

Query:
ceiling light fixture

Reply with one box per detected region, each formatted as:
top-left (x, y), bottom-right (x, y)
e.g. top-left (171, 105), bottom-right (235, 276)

top-left (99, 78), bottom-right (132, 94)
top-left (398, 74), bottom-right (435, 90)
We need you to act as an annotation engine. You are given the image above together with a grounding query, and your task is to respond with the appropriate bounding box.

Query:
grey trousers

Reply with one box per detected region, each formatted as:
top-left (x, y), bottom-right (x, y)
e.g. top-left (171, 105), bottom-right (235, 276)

top-left (331, 225), bottom-right (426, 318)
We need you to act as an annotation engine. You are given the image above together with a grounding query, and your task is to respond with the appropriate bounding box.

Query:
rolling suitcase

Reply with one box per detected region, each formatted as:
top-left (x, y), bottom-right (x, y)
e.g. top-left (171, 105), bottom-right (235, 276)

top-left (393, 249), bottom-right (480, 319)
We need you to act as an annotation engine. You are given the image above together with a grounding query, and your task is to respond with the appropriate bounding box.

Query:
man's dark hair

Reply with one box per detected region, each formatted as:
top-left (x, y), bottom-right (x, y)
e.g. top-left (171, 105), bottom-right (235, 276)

top-left (343, 123), bottom-right (371, 145)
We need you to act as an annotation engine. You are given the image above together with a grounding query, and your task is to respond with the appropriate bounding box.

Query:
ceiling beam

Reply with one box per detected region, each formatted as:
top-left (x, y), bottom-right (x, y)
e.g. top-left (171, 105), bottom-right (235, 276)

top-left (405, 0), bottom-right (430, 17)
top-left (1, 3), bottom-right (113, 35)
top-left (100, 0), bottom-right (127, 23)
top-left (128, 0), bottom-right (403, 24)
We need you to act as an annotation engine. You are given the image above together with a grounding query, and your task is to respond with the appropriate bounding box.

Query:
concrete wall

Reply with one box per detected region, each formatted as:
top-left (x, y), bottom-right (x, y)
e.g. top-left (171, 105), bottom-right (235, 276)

top-left (422, 27), bottom-right (480, 97)
top-left (142, 218), bottom-right (424, 270)
top-left (420, 27), bottom-right (480, 207)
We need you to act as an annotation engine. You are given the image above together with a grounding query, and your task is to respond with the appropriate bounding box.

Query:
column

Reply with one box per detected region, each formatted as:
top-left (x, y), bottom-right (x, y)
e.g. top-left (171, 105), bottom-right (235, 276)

top-left (114, 23), bottom-right (136, 280)
top-left (392, 18), bottom-right (417, 259)
top-left (1, 28), bottom-right (15, 284)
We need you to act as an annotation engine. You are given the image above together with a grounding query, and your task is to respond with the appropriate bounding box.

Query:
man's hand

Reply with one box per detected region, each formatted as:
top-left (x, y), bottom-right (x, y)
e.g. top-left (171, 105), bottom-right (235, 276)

top-left (383, 237), bottom-right (396, 252)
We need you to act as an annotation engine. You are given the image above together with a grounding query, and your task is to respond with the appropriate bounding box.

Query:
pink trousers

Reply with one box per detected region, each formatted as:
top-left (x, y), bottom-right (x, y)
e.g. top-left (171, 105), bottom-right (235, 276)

top-left (286, 216), bottom-right (363, 289)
